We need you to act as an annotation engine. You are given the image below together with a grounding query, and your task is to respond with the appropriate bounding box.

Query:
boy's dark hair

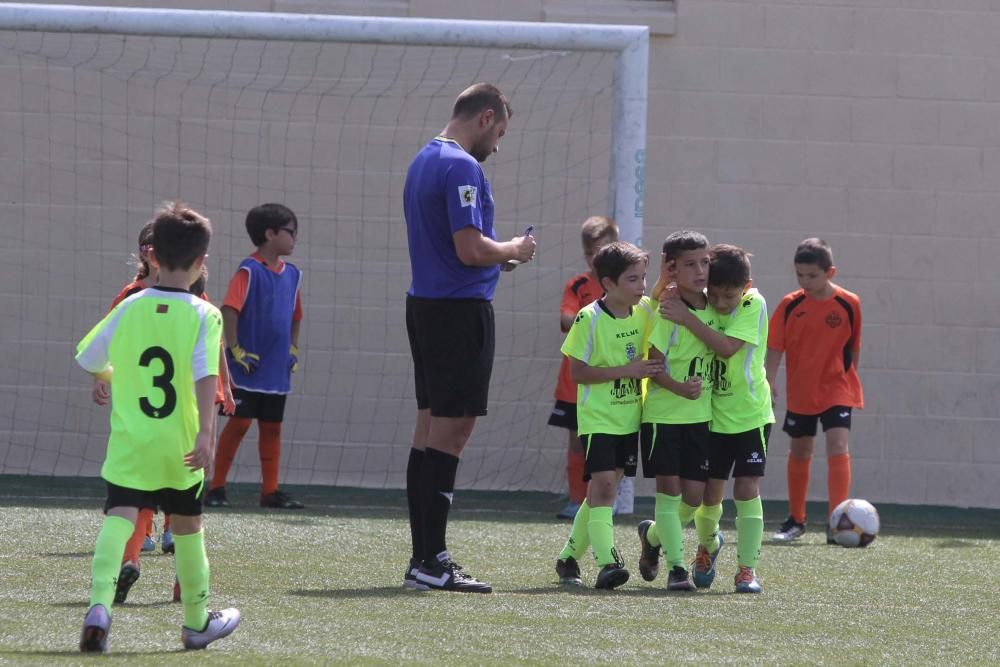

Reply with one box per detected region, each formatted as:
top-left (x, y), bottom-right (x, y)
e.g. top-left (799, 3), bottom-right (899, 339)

top-left (246, 203), bottom-right (298, 247)
top-left (794, 237), bottom-right (834, 271)
top-left (593, 241), bottom-right (647, 285)
top-left (662, 230), bottom-right (710, 261)
top-left (580, 216), bottom-right (619, 246)
top-left (452, 83), bottom-right (512, 121)
top-left (709, 244), bottom-right (752, 288)
top-left (133, 221), bottom-right (154, 280)
top-left (151, 202), bottom-right (211, 272)
top-left (189, 265), bottom-right (207, 296)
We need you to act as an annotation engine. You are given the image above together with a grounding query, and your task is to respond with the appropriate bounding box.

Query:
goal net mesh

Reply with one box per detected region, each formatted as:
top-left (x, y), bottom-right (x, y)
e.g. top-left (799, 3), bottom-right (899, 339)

top-left (0, 27), bottom-right (619, 492)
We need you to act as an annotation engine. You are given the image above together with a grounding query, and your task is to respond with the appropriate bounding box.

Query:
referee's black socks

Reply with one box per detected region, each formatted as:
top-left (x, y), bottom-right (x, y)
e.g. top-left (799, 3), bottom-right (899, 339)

top-left (406, 447), bottom-right (425, 563)
top-left (420, 447), bottom-right (460, 564)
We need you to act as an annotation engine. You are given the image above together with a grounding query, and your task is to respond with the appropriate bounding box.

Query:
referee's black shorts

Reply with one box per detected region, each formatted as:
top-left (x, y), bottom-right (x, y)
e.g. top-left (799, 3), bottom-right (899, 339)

top-left (406, 295), bottom-right (495, 418)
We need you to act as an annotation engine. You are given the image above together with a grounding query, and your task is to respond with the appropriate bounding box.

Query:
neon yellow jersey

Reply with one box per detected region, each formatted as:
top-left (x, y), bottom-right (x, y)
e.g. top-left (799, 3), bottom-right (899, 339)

top-left (76, 287), bottom-right (222, 491)
top-left (560, 296), bottom-right (656, 436)
top-left (642, 301), bottom-right (714, 424)
top-left (709, 288), bottom-right (775, 434)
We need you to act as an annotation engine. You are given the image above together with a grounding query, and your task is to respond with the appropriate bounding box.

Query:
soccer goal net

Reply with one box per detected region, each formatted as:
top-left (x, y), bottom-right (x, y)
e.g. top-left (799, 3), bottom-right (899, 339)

top-left (0, 4), bottom-right (647, 493)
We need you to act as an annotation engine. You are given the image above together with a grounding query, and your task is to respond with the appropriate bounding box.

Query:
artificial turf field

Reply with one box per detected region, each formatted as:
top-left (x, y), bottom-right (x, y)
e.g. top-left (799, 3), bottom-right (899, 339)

top-left (1, 475), bottom-right (998, 665)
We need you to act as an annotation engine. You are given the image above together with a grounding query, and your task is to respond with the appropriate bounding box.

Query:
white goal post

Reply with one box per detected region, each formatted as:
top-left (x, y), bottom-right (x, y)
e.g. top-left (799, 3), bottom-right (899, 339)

top-left (0, 2), bottom-right (649, 243)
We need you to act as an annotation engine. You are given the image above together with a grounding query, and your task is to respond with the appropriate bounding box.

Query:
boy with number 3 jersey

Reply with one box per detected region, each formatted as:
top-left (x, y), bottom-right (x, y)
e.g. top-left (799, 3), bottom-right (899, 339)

top-left (75, 203), bottom-right (240, 653)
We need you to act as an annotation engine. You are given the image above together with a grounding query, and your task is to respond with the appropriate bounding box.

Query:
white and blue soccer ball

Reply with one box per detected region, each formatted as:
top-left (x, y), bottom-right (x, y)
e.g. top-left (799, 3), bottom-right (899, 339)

top-left (829, 498), bottom-right (880, 548)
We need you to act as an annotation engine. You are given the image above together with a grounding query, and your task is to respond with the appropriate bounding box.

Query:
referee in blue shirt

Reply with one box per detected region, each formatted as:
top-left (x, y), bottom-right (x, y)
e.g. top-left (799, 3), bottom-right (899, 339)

top-left (403, 83), bottom-right (536, 593)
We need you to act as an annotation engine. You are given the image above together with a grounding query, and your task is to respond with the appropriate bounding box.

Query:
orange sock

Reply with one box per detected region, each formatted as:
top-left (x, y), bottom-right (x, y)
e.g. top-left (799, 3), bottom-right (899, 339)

top-left (122, 509), bottom-right (154, 565)
top-left (787, 456), bottom-right (811, 524)
top-left (827, 453), bottom-right (852, 517)
top-left (211, 417), bottom-right (252, 489)
top-left (567, 449), bottom-right (587, 504)
top-left (259, 420), bottom-right (282, 496)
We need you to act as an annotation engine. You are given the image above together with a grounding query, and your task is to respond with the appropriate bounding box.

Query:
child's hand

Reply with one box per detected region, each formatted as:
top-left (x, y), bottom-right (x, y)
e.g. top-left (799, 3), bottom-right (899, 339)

top-left (290, 344), bottom-right (300, 373)
top-left (660, 296), bottom-right (690, 324)
top-left (184, 431), bottom-right (213, 471)
top-left (222, 386), bottom-right (236, 415)
top-left (624, 358), bottom-right (664, 379)
top-left (675, 377), bottom-right (702, 400)
top-left (91, 379), bottom-right (110, 406)
top-left (658, 281), bottom-right (679, 303)
top-left (230, 343), bottom-right (260, 374)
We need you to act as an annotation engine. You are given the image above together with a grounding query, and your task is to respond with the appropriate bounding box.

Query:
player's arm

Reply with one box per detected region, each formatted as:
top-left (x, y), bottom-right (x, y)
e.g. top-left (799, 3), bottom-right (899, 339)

top-left (765, 348), bottom-right (782, 399)
top-left (90, 367), bottom-right (113, 383)
top-left (569, 356), bottom-right (662, 385)
top-left (221, 305), bottom-right (239, 349)
top-left (185, 376), bottom-right (219, 471)
top-left (647, 346), bottom-right (702, 400)
top-left (559, 281), bottom-right (580, 333)
top-left (650, 257), bottom-right (678, 302)
top-left (661, 300), bottom-right (744, 359)
top-left (846, 297), bottom-right (862, 370)
top-left (454, 227), bottom-right (534, 267)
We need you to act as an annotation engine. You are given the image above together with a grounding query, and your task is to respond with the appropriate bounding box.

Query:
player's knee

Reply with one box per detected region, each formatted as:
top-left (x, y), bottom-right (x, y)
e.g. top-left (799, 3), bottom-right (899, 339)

top-left (732, 477), bottom-right (759, 501)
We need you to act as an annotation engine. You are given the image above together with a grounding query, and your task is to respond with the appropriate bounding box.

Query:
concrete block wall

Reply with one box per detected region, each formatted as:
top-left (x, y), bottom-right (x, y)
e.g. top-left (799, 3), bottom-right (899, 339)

top-left (1, 0), bottom-right (998, 509)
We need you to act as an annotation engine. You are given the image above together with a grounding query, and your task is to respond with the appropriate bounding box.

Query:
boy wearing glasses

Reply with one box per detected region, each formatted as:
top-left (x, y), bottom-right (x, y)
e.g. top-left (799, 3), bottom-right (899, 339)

top-left (205, 203), bottom-right (306, 509)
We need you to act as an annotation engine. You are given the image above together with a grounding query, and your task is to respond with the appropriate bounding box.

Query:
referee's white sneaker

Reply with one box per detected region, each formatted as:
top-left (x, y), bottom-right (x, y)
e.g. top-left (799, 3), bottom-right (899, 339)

top-left (181, 608), bottom-right (241, 649)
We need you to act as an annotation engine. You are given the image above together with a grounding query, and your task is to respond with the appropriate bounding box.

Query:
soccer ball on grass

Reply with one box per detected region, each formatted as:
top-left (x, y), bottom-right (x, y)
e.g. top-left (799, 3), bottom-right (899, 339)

top-left (829, 498), bottom-right (879, 548)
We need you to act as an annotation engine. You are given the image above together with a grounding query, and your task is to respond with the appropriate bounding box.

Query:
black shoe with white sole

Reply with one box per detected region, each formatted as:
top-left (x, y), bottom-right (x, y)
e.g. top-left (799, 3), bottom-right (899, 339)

top-left (415, 557), bottom-right (492, 593)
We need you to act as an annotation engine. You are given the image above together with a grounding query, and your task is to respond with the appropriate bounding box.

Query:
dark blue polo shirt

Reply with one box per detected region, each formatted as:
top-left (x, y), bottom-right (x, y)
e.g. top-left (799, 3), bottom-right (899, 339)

top-left (404, 137), bottom-right (499, 300)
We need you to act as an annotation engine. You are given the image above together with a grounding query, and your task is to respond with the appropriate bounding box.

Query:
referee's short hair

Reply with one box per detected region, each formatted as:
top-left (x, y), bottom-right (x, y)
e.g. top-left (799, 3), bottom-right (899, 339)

top-left (593, 241), bottom-right (648, 285)
top-left (452, 83), bottom-right (512, 121)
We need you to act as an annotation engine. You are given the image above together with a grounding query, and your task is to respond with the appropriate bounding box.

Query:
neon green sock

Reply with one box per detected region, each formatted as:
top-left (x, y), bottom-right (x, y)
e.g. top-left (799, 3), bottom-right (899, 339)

top-left (679, 501), bottom-right (698, 527)
top-left (694, 503), bottom-right (723, 551)
top-left (735, 496), bottom-right (764, 569)
top-left (89, 515), bottom-right (134, 611)
top-left (558, 500), bottom-right (591, 561)
top-left (588, 505), bottom-right (616, 567)
top-left (654, 493), bottom-right (684, 568)
top-left (174, 530), bottom-right (210, 630)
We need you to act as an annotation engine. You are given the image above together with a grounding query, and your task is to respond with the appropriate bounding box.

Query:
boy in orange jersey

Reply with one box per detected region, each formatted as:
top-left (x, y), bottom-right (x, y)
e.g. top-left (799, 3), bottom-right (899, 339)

top-left (549, 216), bottom-right (619, 519)
top-left (765, 238), bottom-right (863, 543)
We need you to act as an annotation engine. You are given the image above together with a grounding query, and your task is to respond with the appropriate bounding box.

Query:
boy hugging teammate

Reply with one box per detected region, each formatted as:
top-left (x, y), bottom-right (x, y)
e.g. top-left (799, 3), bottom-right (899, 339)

top-left (634, 231), bottom-right (715, 591)
top-left (554, 242), bottom-right (662, 590)
top-left (659, 244), bottom-right (774, 593)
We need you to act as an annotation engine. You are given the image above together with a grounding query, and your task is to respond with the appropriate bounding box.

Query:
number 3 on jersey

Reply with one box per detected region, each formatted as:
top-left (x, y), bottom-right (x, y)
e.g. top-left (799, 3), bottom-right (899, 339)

top-left (139, 346), bottom-right (176, 419)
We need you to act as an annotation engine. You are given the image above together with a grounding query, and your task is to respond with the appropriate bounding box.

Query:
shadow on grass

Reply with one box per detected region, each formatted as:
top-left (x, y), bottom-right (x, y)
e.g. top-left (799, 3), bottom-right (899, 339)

top-left (4, 475), bottom-right (1000, 537)
top-left (288, 586), bottom-right (419, 599)
top-left (935, 539), bottom-right (980, 549)
top-left (1, 649), bottom-right (186, 658)
top-left (38, 551), bottom-right (93, 558)
top-left (50, 600), bottom-right (173, 609)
